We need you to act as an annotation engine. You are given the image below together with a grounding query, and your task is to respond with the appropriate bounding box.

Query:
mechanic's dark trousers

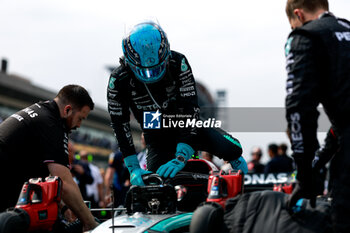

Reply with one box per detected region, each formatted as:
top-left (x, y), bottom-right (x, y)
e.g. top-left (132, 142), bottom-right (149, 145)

top-left (144, 127), bottom-right (242, 172)
top-left (331, 126), bottom-right (350, 233)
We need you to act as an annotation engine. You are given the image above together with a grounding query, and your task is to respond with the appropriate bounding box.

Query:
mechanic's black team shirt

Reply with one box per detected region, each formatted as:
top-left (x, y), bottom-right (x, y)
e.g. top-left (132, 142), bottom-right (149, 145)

top-left (0, 100), bottom-right (70, 211)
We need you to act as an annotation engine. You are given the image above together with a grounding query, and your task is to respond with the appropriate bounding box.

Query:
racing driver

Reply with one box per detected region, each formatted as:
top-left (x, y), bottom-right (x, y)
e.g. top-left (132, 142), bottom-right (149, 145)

top-left (107, 21), bottom-right (247, 186)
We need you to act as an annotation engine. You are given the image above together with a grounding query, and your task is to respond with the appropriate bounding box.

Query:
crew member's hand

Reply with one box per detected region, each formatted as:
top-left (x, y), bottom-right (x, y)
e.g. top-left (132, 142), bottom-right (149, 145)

top-left (62, 207), bottom-right (77, 223)
top-left (83, 220), bottom-right (100, 231)
top-left (124, 154), bottom-right (151, 186)
top-left (287, 155), bottom-right (317, 211)
top-left (98, 200), bottom-right (105, 208)
top-left (229, 156), bottom-right (248, 174)
top-left (103, 189), bottom-right (112, 206)
top-left (124, 179), bottom-right (131, 187)
top-left (157, 143), bottom-right (194, 178)
top-left (287, 181), bottom-right (317, 211)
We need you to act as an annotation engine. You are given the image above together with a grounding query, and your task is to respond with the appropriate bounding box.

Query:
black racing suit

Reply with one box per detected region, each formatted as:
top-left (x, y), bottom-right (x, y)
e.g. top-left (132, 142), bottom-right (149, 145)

top-left (313, 127), bottom-right (338, 195)
top-left (107, 50), bottom-right (242, 172)
top-left (285, 12), bottom-right (350, 232)
top-left (0, 100), bottom-right (70, 212)
top-left (313, 127), bottom-right (338, 171)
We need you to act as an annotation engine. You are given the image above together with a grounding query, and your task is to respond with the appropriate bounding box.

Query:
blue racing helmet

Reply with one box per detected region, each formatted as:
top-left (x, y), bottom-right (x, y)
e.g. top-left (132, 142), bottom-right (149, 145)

top-left (122, 21), bottom-right (170, 83)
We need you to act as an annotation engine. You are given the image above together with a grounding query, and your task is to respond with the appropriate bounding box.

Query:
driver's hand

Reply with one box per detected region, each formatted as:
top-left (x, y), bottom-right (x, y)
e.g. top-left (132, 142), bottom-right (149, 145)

top-left (124, 155), bottom-right (152, 186)
top-left (130, 168), bottom-right (152, 186)
top-left (156, 143), bottom-right (194, 178)
top-left (157, 158), bottom-right (185, 178)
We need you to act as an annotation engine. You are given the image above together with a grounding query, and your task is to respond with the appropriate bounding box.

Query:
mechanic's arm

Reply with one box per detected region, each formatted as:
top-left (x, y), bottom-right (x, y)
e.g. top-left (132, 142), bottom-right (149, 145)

top-left (47, 163), bottom-right (98, 231)
top-left (285, 31), bottom-right (321, 207)
top-left (285, 32), bottom-right (321, 171)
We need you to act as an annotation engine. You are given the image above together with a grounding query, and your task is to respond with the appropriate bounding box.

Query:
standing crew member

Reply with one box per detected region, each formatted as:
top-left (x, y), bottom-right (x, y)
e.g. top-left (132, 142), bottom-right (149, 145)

top-left (107, 21), bottom-right (247, 186)
top-left (284, 0), bottom-right (350, 231)
top-left (0, 85), bottom-right (98, 231)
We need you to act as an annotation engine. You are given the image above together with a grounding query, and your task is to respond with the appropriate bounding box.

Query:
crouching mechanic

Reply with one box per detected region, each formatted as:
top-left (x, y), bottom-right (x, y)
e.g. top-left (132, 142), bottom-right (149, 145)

top-left (0, 85), bottom-right (98, 231)
top-left (107, 21), bottom-right (247, 186)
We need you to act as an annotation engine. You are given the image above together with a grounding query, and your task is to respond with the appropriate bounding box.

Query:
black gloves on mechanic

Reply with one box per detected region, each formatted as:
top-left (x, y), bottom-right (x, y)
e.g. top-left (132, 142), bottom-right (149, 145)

top-left (288, 155), bottom-right (322, 210)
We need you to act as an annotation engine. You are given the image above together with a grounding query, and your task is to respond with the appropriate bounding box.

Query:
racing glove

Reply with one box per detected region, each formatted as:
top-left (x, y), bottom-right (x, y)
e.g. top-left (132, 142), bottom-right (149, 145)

top-left (156, 143), bottom-right (194, 178)
top-left (124, 154), bottom-right (151, 186)
top-left (229, 156), bottom-right (248, 174)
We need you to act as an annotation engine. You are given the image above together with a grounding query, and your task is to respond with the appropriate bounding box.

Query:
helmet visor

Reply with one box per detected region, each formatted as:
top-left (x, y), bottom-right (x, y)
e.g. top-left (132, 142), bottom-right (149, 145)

top-left (128, 57), bottom-right (168, 83)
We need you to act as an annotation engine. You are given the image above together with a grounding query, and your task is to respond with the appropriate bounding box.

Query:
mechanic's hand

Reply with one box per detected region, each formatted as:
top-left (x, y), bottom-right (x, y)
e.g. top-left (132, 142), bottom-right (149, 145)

top-left (83, 220), bottom-right (100, 232)
top-left (124, 154), bottom-right (152, 186)
top-left (229, 156), bottom-right (248, 174)
top-left (157, 143), bottom-right (194, 178)
top-left (287, 181), bottom-right (316, 212)
top-left (63, 208), bottom-right (77, 223)
top-left (288, 155), bottom-right (318, 211)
